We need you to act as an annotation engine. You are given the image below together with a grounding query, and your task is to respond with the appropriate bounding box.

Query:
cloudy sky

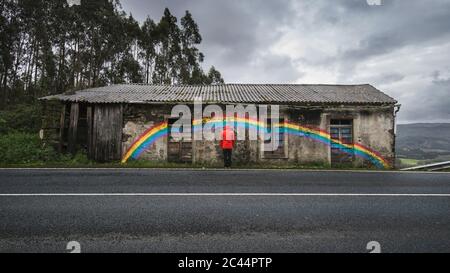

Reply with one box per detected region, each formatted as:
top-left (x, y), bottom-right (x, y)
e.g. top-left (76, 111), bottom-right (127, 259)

top-left (120, 0), bottom-right (450, 124)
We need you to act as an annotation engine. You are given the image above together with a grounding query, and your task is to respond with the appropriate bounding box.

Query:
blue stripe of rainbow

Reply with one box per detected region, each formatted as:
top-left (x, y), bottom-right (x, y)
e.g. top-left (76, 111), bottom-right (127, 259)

top-left (122, 118), bottom-right (390, 168)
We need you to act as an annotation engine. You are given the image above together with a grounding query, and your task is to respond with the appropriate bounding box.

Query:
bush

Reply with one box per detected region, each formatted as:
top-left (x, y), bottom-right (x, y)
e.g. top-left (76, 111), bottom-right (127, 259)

top-left (68, 151), bottom-right (91, 165)
top-left (0, 103), bottom-right (42, 134)
top-left (0, 132), bottom-right (58, 164)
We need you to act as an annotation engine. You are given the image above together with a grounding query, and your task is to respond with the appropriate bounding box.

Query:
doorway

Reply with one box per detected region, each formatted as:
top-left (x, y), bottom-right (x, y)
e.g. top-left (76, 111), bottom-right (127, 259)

top-left (167, 118), bottom-right (193, 163)
top-left (330, 119), bottom-right (354, 167)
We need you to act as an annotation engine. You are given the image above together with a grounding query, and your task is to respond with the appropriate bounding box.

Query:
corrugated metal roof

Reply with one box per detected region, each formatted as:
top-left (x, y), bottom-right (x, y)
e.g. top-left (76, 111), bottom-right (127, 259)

top-left (40, 84), bottom-right (397, 105)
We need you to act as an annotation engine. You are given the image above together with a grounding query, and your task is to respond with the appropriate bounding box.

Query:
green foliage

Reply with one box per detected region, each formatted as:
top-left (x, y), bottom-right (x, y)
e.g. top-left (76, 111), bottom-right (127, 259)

top-left (206, 66), bottom-right (225, 84)
top-left (69, 151), bottom-right (91, 165)
top-left (0, 1), bottom-right (224, 108)
top-left (0, 132), bottom-right (57, 164)
top-left (0, 132), bottom-right (94, 166)
top-left (0, 103), bottom-right (42, 134)
top-left (0, 1), bottom-right (227, 166)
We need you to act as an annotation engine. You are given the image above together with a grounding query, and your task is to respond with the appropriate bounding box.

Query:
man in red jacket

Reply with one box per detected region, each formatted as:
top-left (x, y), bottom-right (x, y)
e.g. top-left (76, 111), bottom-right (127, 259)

top-left (220, 125), bottom-right (235, 168)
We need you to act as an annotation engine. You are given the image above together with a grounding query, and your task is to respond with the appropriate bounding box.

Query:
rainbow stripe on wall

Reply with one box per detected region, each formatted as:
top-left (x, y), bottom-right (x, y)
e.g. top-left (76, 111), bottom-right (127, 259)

top-left (121, 117), bottom-right (390, 169)
top-left (122, 122), bottom-right (168, 164)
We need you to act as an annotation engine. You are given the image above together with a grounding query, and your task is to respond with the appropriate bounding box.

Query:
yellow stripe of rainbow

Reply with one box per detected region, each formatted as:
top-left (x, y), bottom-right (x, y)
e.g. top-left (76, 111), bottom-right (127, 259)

top-left (121, 117), bottom-right (390, 168)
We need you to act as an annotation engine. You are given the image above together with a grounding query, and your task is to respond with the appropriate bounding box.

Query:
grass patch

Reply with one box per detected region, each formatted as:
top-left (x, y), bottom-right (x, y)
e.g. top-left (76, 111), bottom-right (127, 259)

top-left (0, 158), bottom-right (386, 171)
top-left (398, 158), bottom-right (421, 167)
top-left (0, 132), bottom-right (58, 164)
top-left (0, 133), bottom-right (389, 171)
top-left (0, 132), bottom-right (94, 167)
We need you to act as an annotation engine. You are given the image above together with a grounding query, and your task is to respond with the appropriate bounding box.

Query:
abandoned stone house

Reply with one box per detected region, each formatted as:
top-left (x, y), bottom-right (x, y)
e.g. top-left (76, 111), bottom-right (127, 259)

top-left (40, 84), bottom-right (399, 168)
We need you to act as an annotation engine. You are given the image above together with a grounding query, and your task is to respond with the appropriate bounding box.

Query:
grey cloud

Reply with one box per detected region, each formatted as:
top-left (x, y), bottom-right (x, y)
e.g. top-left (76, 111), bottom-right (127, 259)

top-left (432, 71), bottom-right (450, 86)
top-left (381, 73), bottom-right (405, 84)
top-left (123, 0), bottom-right (295, 66)
top-left (395, 69), bottom-right (450, 123)
top-left (401, 81), bottom-right (450, 123)
top-left (121, 0), bottom-right (450, 123)
top-left (339, 0), bottom-right (450, 62)
top-left (366, 73), bottom-right (405, 86)
top-left (250, 54), bottom-right (304, 83)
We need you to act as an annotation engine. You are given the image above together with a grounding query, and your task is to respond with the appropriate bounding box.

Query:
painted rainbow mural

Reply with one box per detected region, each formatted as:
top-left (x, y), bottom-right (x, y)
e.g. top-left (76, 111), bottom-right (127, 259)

top-left (121, 117), bottom-right (390, 169)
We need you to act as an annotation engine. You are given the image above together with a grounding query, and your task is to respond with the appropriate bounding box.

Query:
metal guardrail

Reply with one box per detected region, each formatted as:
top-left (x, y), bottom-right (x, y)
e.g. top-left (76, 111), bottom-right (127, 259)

top-left (400, 161), bottom-right (450, 171)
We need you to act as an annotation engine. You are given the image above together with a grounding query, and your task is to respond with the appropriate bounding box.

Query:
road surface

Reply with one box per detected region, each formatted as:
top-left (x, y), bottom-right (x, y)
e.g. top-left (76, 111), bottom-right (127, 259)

top-left (0, 169), bottom-right (449, 253)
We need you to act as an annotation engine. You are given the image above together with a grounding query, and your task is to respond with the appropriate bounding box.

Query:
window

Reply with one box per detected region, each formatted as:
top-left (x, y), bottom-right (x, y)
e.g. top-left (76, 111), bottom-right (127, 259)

top-left (330, 119), bottom-right (354, 166)
top-left (330, 119), bottom-right (352, 126)
top-left (168, 118), bottom-right (191, 142)
top-left (263, 118), bottom-right (287, 158)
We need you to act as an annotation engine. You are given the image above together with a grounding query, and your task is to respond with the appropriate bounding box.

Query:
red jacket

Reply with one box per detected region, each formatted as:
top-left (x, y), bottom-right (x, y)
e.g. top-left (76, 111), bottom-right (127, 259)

top-left (220, 126), bottom-right (235, 150)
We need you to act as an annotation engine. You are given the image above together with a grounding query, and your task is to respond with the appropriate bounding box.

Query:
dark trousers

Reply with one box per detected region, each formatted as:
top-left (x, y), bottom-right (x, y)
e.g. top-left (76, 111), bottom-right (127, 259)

top-left (223, 149), bottom-right (232, 167)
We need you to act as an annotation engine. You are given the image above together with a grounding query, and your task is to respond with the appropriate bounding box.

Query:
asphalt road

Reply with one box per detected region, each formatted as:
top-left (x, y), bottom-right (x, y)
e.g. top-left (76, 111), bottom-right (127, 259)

top-left (0, 169), bottom-right (449, 253)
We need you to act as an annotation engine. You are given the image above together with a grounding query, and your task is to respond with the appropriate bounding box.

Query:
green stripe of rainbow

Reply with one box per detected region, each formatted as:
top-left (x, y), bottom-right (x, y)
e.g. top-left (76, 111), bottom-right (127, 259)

top-left (121, 117), bottom-right (390, 169)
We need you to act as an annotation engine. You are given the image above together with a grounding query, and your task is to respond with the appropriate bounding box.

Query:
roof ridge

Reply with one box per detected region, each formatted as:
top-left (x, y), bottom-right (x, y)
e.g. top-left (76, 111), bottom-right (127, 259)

top-left (41, 83), bottom-right (397, 105)
top-left (107, 83), bottom-right (372, 87)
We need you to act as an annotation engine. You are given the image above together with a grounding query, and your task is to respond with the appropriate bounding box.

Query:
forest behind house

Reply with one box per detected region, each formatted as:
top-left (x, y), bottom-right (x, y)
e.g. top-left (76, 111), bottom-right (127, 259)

top-left (0, 0), bottom-right (224, 165)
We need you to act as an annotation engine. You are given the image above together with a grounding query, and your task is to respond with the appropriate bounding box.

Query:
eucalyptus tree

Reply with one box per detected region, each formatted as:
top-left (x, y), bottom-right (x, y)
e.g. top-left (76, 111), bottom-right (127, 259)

top-left (206, 66), bottom-right (225, 84)
top-left (179, 10), bottom-right (203, 84)
top-left (0, 0), bottom-right (22, 104)
top-left (139, 17), bottom-right (157, 84)
top-left (0, 1), bottom-right (225, 108)
top-left (152, 8), bottom-right (181, 85)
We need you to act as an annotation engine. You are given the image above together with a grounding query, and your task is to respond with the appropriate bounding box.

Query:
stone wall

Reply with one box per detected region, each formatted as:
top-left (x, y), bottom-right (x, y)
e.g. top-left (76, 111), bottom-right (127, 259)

top-left (323, 105), bottom-right (395, 168)
top-left (351, 106), bottom-right (396, 167)
top-left (122, 104), bottom-right (171, 161)
top-left (120, 103), bottom-right (395, 168)
top-left (284, 108), bottom-right (330, 166)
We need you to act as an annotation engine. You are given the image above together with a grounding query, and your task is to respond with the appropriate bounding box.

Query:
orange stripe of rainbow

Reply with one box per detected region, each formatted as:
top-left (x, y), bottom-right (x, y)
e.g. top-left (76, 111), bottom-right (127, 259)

top-left (122, 117), bottom-right (390, 168)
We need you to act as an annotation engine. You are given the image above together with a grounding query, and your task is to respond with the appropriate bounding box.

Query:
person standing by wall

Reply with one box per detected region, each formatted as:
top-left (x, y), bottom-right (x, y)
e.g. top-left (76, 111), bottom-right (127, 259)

top-left (220, 125), bottom-right (235, 168)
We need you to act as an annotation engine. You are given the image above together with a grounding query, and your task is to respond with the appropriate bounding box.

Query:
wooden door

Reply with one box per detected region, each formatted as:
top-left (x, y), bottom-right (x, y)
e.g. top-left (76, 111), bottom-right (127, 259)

top-left (167, 118), bottom-right (192, 163)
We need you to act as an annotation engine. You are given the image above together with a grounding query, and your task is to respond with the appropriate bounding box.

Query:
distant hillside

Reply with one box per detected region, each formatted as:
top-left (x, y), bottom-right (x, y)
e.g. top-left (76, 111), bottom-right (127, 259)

top-left (396, 123), bottom-right (450, 163)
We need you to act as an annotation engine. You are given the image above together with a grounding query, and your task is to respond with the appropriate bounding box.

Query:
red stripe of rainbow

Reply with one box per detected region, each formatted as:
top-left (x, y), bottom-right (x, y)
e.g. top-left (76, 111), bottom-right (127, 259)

top-left (121, 117), bottom-right (390, 169)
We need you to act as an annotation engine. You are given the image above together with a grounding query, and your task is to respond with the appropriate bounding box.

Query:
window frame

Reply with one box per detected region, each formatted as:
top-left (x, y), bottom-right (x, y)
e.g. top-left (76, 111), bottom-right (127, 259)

top-left (329, 119), bottom-right (355, 165)
top-left (261, 118), bottom-right (288, 159)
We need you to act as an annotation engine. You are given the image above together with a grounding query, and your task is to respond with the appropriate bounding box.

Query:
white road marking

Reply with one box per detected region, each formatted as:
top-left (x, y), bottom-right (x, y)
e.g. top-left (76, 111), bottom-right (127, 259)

top-left (0, 167), bottom-right (448, 174)
top-left (0, 193), bottom-right (449, 197)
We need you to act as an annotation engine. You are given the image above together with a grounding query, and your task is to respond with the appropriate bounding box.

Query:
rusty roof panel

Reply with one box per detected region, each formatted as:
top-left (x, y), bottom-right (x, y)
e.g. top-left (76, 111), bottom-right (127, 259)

top-left (40, 84), bottom-right (397, 105)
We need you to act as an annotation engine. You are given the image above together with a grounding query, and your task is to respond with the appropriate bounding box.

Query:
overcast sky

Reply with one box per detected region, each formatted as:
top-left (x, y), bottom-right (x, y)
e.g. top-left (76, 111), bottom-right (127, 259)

top-left (120, 0), bottom-right (450, 124)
